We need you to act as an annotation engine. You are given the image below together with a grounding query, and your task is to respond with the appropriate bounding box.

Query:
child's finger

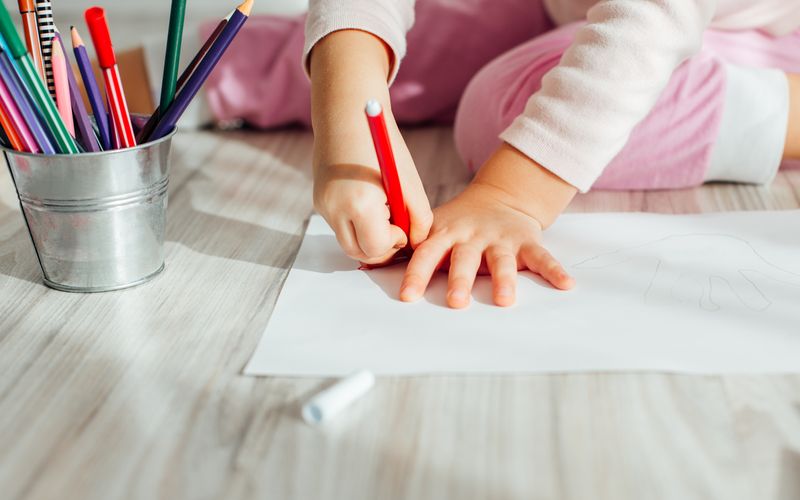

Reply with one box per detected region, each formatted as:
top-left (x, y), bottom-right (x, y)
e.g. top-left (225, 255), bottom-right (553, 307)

top-left (446, 243), bottom-right (482, 309)
top-left (520, 244), bottom-right (574, 290)
top-left (358, 225), bottom-right (408, 266)
top-left (352, 212), bottom-right (401, 259)
top-left (399, 237), bottom-right (451, 302)
top-left (332, 219), bottom-right (367, 261)
top-left (485, 246), bottom-right (518, 307)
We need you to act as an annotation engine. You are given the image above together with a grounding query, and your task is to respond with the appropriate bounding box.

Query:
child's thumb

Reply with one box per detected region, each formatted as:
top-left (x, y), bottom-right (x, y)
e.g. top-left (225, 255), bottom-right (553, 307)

top-left (390, 224), bottom-right (408, 249)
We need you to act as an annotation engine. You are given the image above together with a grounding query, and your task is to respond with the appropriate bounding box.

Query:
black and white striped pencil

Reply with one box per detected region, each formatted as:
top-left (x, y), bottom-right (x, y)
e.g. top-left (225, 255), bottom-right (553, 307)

top-left (35, 0), bottom-right (56, 98)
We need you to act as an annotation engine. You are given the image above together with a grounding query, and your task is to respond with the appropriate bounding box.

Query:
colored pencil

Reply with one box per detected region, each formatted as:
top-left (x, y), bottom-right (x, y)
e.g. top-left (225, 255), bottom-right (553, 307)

top-left (34, 0), bottom-right (55, 98)
top-left (54, 30), bottom-right (99, 152)
top-left (136, 16), bottom-right (228, 143)
top-left (0, 64), bottom-right (39, 152)
top-left (0, 2), bottom-right (77, 153)
top-left (160, 0), bottom-right (187, 115)
top-left (109, 107), bottom-right (120, 149)
top-left (85, 7), bottom-right (136, 149)
top-left (0, 45), bottom-right (56, 154)
top-left (0, 90), bottom-right (25, 151)
top-left (17, 0), bottom-right (45, 80)
top-left (71, 26), bottom-right (109, 150)
top-left (50, 36), bottom-right (73, 136)
top-left (148, 0), bottom-right (253, 141)
top-left (364, 99), bottom-right (410, 236)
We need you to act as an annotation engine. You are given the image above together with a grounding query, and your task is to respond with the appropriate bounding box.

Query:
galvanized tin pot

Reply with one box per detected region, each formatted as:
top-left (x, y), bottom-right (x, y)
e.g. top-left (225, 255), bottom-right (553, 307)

top-left (3, 130), bottom-right (176, 292)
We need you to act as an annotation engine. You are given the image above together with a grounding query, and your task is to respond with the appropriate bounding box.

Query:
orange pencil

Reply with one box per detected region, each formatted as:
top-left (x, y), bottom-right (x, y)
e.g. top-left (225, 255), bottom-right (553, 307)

top-left (0, 98), bottom-right (25, 151)
top-left (17, 0), bottom-right (45, 80)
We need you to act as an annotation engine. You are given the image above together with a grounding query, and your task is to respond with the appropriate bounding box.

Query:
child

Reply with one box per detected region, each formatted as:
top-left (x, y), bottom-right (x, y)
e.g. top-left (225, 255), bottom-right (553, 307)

top-left (134, 0), bottom-right (800, 308)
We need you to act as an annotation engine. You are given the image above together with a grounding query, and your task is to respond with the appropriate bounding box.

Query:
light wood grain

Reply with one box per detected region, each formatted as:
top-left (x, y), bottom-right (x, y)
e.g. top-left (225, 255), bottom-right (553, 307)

top-left (1, 127), bottom-right (799, 500)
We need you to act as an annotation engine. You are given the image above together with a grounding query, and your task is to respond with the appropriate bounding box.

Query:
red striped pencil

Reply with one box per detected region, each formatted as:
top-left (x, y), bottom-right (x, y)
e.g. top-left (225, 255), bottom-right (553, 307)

top-left (85, 7), bottom-right (136, 149)
top-left (364, 99), bottom-right (410, 237)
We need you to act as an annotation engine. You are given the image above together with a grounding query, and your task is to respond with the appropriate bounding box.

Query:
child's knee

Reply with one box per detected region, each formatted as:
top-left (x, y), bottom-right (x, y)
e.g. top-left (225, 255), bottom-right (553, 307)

top-left (453, 26), bottom-right (577, 172)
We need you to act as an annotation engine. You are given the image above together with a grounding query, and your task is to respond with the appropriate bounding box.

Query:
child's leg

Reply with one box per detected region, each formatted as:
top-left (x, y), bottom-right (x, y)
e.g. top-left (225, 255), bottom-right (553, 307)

top-left (785, 73), bottom-right (800, 159)
top-left (390, 0), bottom-right (552, 123)
top-left (157, 0), bottom-right (553, 129)
top-left (454, 24), bottom-right (800, 190)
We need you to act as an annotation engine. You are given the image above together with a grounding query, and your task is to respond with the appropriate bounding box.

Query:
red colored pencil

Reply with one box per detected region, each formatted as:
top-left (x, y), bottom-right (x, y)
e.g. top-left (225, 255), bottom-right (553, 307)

top-left (84, 7), bottom-right (136, 149)
top-left (364, 99), bottom-right (410, 237)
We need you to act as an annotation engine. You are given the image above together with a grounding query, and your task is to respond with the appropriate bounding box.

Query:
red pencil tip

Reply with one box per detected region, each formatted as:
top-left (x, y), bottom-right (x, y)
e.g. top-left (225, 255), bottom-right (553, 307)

top-left (84, 7), bottom-right (116, 68)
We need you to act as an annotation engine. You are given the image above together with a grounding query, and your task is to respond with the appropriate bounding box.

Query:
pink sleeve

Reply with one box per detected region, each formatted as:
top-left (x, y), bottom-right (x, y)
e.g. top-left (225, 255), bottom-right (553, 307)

top-left (500, 0), bottom-right (717, 192)
top-left (303, 0), bottom-right (416, 84)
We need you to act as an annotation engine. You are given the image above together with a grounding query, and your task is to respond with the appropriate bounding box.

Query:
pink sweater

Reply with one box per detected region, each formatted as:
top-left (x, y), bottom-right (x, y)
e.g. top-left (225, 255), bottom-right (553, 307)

top-left (303, 0), bottom-right (800, 191)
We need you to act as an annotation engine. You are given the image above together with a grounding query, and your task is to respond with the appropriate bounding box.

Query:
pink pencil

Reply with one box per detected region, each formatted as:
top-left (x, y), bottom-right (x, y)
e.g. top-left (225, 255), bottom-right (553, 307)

top-left (0, 74), bottom-right (38, 152)
top-left (51, 36), bottom-right (74, 136)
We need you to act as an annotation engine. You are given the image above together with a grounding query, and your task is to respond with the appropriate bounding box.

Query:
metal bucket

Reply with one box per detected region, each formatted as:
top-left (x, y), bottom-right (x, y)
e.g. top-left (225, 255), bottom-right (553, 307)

top-left (3, 130), bottom-right (176, 292)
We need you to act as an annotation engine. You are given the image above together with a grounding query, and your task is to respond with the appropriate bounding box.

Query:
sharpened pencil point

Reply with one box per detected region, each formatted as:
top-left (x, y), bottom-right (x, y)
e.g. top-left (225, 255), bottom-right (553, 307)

top-left (70, 26), bottom-right (83, 48)
top-left (238, 0), bottom-right (254, 16)
top-left (51, 35), bottom-right (62, 59)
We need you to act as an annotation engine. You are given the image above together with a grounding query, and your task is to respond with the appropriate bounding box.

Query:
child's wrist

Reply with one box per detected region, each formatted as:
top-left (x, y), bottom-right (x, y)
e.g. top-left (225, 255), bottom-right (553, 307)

top-left (472, 143), bottom-right (577, 229)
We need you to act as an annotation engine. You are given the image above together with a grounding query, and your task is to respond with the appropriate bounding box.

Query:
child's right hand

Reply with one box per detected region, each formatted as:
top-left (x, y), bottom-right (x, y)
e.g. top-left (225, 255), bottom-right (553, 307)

top-left (309, 30), bottom-right (433, 265)
top-left (312, 108), bottom-right (432, 265)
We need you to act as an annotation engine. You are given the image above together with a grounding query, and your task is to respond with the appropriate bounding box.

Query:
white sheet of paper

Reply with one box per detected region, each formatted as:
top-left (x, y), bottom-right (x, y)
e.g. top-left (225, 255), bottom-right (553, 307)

top-left (246, 211), bottom-right (800, 376)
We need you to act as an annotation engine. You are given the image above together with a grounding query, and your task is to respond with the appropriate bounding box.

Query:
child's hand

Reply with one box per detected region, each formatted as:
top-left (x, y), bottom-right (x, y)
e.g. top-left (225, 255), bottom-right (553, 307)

top-left (309, 30), bottom-right (433, 265)
top-left (313, 116), bottom-right (432, 265)
top-left (399, 143), bottom-right (578, 308)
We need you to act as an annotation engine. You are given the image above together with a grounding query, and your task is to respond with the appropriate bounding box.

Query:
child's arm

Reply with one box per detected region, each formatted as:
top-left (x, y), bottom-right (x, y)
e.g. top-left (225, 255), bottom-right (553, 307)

top-left (401, 0), bottom-right (717, 308)
top-left (309, 28), bottom-right (432, 264)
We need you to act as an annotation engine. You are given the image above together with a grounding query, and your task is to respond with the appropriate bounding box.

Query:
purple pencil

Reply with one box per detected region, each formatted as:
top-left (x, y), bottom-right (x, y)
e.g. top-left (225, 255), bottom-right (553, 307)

top-left (55, 30), bottom-right (99, 152)
top-left (136, 16), bottom-right (228, 143)
top-left (0, 68), bottom-right (38, 152)
top-left (0, 47), bottom-right (56, 154)
top-left (148, 0), bottom-right (252, 141)
top-left (71, 26), bottom-right (110, 150)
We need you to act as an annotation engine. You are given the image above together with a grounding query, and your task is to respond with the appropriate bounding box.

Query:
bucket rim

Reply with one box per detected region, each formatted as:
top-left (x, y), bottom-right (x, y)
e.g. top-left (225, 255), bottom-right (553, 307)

top-left (0, 127), bottom-right (177, 160)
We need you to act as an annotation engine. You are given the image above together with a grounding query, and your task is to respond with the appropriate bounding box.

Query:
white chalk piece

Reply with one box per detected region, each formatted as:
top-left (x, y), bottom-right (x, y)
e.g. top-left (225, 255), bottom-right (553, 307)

top-left (302, 370), bottom-right (375, 425)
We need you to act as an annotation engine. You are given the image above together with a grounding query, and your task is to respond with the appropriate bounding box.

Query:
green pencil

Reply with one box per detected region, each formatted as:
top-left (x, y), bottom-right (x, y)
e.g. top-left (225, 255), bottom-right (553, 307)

top-left (159, 0), bottom-right (187, 115)
top-left (0, 3), bottom-right (78, 154)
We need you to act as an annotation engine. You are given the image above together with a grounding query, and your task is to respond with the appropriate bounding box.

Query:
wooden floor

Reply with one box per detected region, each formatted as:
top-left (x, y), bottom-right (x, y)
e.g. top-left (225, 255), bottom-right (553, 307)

top-left (1, 128), bottom-right (800, 500)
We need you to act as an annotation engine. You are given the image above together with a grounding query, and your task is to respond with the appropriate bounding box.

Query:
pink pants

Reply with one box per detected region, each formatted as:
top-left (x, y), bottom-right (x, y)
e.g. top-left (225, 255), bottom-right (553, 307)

top-left (204, 0), bottom-right (800, 190)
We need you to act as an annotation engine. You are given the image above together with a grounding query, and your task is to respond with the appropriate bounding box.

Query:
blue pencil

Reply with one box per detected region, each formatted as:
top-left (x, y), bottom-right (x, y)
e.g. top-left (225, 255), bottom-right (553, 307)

top-left (70, 26), bottom-right (110, 150)
top-left (55, 30), bottom-right (99, 152)
top-left (148, 0), bottom-right (253, 141)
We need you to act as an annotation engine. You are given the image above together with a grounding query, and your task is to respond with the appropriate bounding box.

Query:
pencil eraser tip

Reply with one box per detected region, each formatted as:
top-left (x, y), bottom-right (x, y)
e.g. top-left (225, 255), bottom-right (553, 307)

top-left (365, 99), bottom-right (382, 117)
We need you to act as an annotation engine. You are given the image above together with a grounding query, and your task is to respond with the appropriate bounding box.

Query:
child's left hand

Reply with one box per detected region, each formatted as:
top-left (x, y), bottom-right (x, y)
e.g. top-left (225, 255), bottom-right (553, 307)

top-left (398, 143), bottom-right (578, 308)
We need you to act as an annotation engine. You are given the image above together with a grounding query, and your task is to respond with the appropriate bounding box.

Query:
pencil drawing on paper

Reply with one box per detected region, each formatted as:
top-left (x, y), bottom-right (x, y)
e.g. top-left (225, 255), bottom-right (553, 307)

top-left (573, 233), bottom-right (800, 312)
